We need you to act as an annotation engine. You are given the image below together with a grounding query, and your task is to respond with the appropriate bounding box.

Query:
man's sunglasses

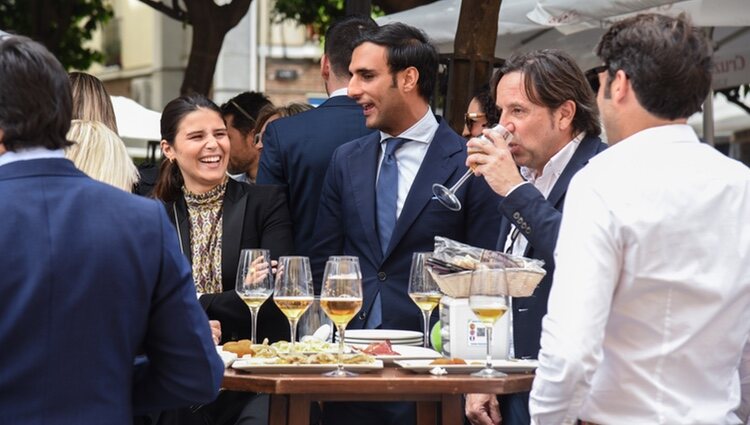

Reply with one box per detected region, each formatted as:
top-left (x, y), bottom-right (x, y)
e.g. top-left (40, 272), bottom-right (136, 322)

top-left (585, 65), bottom-right (609, 93)
top-left (464, 112), bottom-right (486, 130)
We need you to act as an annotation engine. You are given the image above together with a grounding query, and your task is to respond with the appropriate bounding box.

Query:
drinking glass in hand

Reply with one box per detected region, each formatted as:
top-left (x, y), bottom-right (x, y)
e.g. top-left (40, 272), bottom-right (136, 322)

top-left (320, 256), bottom-right (363, 377)
top-left (407, 252), bottom-right (442, 348)
top-left (432, 124), bottom-right (513, 211)
top-left (235, 249), bottom-right (274, 344)
top-left (274, 256), bottom-right (314, 354)
top-left (469, 261), bottom-right (510, 377)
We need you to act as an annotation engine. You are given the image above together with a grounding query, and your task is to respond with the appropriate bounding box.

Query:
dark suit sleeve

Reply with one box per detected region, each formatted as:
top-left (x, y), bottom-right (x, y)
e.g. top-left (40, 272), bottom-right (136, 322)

top-left (309, 151), bottom-right (346, 293)
top-left (499, 183), bottom-right (561, 268)
top-left (256, 122), bottom-right (284, 185)
top-left (463, 175), bottom-right (504, 250)
top-left (132, 205), bottom-right (223, 414)
top-left (257, 184), bottom-right (294, 260)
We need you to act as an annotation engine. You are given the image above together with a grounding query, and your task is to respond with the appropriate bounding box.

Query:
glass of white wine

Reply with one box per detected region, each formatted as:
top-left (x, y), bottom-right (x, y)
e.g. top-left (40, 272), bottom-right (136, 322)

top-left (469, 261), bottom-right (510, 378)
top-left (235, 249), bottom-right (274, 344)
top-left (407, 252), bottom-right (442, 348)
top-left (274, 256), bottom-right (314, 354)
top-left (432, 124), bottom-right (513, 211)
top-left (320, 256), bottom-right (363, 377)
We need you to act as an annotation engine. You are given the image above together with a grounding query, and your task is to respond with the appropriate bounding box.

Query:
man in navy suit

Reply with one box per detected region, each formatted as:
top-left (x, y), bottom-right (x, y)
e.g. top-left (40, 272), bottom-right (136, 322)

top-left (0, 35), bottom-right (224, 424)
top-left (464, 50), bottom-right (607, 425)
top-left (312, 23), bottom-right (501, 425)
top-left (257, 15), bottom-right (378, 256)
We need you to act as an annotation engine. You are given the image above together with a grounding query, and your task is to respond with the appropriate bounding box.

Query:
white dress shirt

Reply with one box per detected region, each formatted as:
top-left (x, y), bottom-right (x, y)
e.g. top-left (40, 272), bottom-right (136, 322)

top-left (0, 147), bottom-right (65, 167)
top-left (377, 108), bottom-right (438, 217)
top-left (503, 132), bottom-right (584, 256)
top-left (530, 124), bottom-right (750, 425)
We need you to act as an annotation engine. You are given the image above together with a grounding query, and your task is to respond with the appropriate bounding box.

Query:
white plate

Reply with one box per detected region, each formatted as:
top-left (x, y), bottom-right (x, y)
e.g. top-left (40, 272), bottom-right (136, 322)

top-left (351, 345), bottom-right (441, 364)
top-left (394, 359), bottom-right (538, 374)
top-left (231, 359), bottom-right (384, 374)
top-left (216, 346), bottom-right (237, 368)
top-left (345, 329), bottom-right (423, 340)
top-left (345, 337), bottom-right (424, 343)
top-left (345, 340), bottom-right (424, 347)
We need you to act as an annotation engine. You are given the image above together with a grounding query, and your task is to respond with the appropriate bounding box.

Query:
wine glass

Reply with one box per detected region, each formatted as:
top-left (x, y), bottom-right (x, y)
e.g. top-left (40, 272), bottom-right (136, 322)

top-left (235, 249), bottom-right (274, 344)
top-left (407, 252), bottom-right (442, 348)
top-left (274, 256), bottom-right (314, 354)
top-left (320, 256), bottom-right (363, 377)
top-left (468, 261), bottom-right (510, 377)
top-left (432, 124), bottom-right (513, 211)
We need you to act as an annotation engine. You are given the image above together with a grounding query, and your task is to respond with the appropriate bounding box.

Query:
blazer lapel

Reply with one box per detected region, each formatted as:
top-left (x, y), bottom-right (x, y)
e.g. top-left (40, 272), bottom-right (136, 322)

top-left (546, 135), bottom-right (600, 208)
top-left (347, 135), bottom-right (382, 261)
top-left (172, 197), bottom-right (193, 263)
top-left (384, 121), bottom-right (463, 259)
top-left (221, 180), bottom-right (246, 291)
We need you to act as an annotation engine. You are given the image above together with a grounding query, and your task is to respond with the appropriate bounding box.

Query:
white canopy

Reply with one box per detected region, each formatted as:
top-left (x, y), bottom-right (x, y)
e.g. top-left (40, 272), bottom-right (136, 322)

top-left (110, 96), bottom-right (161, 141)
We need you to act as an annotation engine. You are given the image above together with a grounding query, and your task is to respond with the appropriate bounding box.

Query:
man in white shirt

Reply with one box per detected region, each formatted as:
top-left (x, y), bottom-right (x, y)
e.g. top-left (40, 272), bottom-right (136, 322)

top-left (465, 49), bottom-right (606, 425)
top-left (529, 13), bottom-right (750, 424)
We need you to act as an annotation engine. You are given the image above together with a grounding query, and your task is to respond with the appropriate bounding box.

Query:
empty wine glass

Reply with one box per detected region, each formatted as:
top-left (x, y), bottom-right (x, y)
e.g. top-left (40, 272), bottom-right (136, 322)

top-left (432, 124), bottom-right (513, 211)
top-left (235, 249), bottom-right (274, 344)
top-left (469, 261), bottom-right (510, 378)
top-left (274, 256), bottom-right (314, 354)
top-left (407, 252), bottom-right (442, 348)
top-left (320, 256), bottom-right (363, 377)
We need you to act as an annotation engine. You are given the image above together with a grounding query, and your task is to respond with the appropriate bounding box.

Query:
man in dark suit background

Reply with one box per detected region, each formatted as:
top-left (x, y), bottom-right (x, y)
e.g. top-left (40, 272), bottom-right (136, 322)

top-left (312, 22), bottom-right (501, 425)
top-left (257, 15), bottom-right (378, 256)
top-left (0, 35), bottom-right (223, 424)
top-left (464, 50), bottom-right (607, 425)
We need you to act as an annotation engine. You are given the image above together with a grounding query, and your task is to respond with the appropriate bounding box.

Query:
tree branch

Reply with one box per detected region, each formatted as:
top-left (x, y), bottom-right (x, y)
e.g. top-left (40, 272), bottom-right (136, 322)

top-left (138, 0), bottom-right (187, 23)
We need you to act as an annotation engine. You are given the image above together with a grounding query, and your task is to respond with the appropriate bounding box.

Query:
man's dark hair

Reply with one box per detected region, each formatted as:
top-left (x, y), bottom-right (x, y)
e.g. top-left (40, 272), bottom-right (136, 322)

top-left (325, 15), bottom-right (378, 79)
top-left (473, 84), bottom-right (501, 127)
top-left (355, 22), bottom-right (439, 102)
top-left (0, 35), bottom-right (72, 151)
top-left (497, 49), bottom-right (601, 138)
top-left (596, 13), bottom-right (712, 120)
top-left (220, 91), bottom-right (272, 136)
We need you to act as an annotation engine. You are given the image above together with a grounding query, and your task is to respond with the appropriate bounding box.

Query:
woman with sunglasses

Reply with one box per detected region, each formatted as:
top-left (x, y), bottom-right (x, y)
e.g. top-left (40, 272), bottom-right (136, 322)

top-left (462, 84), bottom-right (501, 138)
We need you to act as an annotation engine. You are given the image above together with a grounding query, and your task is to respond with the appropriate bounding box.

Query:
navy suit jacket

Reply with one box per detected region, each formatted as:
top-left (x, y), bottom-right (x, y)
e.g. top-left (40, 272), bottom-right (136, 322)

top-left (497, 135), bottom-right (607, 359)
top-left (311, 119), bottom-right (501, 331)
top-left (257, 95), bottom-right (375, 256)
top-left (0, 158), bottom-right (223, 424)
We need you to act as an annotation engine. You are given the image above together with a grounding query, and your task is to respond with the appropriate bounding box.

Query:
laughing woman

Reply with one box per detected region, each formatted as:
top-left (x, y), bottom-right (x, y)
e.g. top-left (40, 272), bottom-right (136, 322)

top-left (153, 94), bottom-right (293, 346)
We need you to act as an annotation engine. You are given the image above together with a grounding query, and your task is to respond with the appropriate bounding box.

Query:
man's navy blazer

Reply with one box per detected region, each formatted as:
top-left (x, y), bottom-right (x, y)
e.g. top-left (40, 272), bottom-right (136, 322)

top-left (0, 158), bottom-right (223, 424)
top-left (257, 95), bottom-right (375, 256)
top-left (311, 118), bottom-right (502, 332)
top-left (496, 135), bottom-right (607, 359)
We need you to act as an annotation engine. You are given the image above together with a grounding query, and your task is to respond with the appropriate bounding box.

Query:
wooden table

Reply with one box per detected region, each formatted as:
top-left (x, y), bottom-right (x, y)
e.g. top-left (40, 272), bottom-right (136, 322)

top-left (223, 366), bottom-right (534, 425)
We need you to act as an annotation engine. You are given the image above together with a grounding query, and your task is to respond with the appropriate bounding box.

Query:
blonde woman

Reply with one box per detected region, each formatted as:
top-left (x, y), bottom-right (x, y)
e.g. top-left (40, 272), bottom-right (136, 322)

top-left (69, 72), bottom-right (118, 134)
top-left (66, 120), bottom-right (139, 192)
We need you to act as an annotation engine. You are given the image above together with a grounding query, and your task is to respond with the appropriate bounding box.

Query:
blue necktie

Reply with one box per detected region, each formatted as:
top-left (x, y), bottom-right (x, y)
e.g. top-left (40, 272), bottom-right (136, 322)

top-left (367, 137), bottom-right (407, 329)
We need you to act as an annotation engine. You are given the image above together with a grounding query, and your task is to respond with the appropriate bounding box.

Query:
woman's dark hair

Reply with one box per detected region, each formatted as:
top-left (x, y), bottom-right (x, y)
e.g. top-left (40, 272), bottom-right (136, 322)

top-left (152, 94), bottom-right (222, 202)
top-left (596, 13), bottom-right (712, 120)
top-left (496, 49), bottom-right (601, 138)
top-left (473, 84), bottom-right (500, 126)
top-left (0, 35), bottom-right (73, 151)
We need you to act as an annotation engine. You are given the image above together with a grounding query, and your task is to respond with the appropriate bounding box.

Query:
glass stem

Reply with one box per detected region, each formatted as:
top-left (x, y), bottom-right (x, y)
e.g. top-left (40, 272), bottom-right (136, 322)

top-left (422, 310), bottom-right (431, 348)
top-left (448, 169), bottom-right (474, 192)
top-left (250, 307), bottom-right (259, 344)
top-left (485, 325), bottom-right (493, 370)
top-left (337, 324), bottom-right (346, 372)
top-left (289, 318), bottom-right (297, 354)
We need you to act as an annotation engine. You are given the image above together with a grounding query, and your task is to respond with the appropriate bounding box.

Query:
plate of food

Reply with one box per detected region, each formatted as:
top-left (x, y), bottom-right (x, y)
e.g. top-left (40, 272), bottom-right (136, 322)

top-left (351, 341), bottom-right (441, 364)
top-left (221, 338), bottom-right (345, 359)
top-left (394, 358), bottom-right (538, 374)
top-left (231, 352), bottom-right (383, 373)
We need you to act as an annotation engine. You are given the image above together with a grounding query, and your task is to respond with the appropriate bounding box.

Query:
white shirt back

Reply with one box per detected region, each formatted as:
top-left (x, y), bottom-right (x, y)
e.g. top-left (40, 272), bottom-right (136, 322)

top-left (531, 124), bottom-right (750, 424)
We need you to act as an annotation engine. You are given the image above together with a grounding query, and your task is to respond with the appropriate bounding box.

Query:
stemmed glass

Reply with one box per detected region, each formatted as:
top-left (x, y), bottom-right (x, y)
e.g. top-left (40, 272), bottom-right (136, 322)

top-left (407, 252), bottom-right (442, 348)
top-left (320, 256), bottom-right (363, 377)
top-left (274, 256), bottom-right (314, 354)
top-left (468, 261), bottom-right (510, 377)
top-left (235, 249), bottom-right (274, 344)
top-left (432, 124), bottom-right (513, 211)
